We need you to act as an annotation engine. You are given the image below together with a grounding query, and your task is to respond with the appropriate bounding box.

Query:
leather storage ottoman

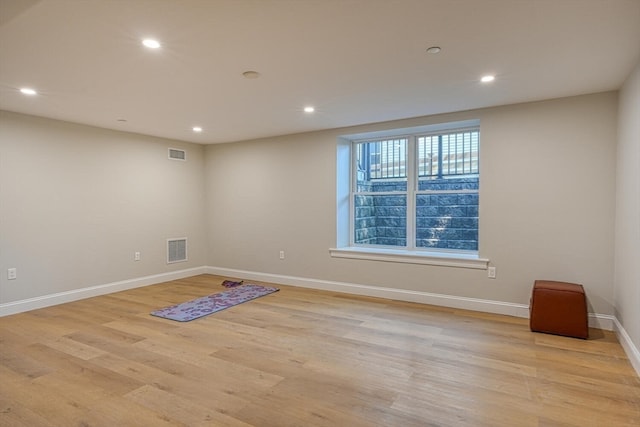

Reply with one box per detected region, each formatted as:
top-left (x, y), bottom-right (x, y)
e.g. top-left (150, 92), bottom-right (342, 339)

top-left (529, 280), bottom-right (588, 339)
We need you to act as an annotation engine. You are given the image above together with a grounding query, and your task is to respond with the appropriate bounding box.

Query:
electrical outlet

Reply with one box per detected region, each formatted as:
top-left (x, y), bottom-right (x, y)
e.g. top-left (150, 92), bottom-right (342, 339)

top-left (488, 266), bottom-right (496, 279)
top-left (7, 268), bottom-right (17, 280)
top-left (279, 250), bottom-right (285, 260)
top-left (134, 251), bottom-right (141, 261)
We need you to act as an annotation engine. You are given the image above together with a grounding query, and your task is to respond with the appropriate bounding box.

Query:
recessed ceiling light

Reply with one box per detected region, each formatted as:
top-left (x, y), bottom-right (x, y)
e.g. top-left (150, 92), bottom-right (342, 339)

top-left (20, 87), bottom-right (37, 95)
top-left (303, 106), bottom-right (315, 113)
top-left (142, 38), bottom-right (161, 49)
top-left (242, 71), bottom-right (260, 79)
top-left (481, 75), bottom-right (495, 83)
top-left (192, 126), bottom-right (203, 133)
top-left (426, 46), bottom-right (441, 54)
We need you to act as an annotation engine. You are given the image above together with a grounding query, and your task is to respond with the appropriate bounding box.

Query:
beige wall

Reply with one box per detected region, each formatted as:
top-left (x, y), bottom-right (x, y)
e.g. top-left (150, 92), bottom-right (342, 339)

top-left (0, 92), bottom-right (619, 318)
top-left (615, 61), bottom-right (640, 351)
top-left (205, 92), bottom-right (618, 315)
top-left (0, 111), bottom-right (207, 304)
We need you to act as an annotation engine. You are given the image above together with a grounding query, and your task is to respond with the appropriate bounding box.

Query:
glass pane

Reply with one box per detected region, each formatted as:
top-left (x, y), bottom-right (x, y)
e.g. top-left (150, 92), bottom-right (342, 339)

top-left (417, 135), bottom-right (439, 177)
top-left (415, 130), bottom-right (479, 251)
top-left (415, 191), bottom-right (478, 251)
top-left (356, 139), bottom-right (407, 192)
top-left (354, 194), bottom-right (406, 247)
top-left (417, 131), bottom-right (479, 179)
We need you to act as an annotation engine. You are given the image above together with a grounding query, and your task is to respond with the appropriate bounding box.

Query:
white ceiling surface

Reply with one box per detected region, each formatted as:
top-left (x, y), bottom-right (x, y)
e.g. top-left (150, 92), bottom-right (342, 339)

top-left (1, 0), bottom-right (639, 145)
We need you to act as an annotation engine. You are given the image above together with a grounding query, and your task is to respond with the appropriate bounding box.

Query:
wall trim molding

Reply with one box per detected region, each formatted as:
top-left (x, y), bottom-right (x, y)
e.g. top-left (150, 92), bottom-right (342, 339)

top-left (2, 266), bottom-right (635, 377)
top-left (206, 266), bottom-right (532, 318)
top-left (0, 267), bottom-right (208, 317)
top-left (588, 313), bottom-right (615, 331)
top-left (209, 267), bottom-right (640, 371)
top-left (207, 267), bottom-right (621, 333)
top-left (613, 317), bottom-right (640, 377)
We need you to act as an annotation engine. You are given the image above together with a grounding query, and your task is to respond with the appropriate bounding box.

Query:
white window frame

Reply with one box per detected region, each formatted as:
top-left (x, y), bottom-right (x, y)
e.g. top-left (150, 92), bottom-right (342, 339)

top-left (331, 120), bottom-right (489, 269)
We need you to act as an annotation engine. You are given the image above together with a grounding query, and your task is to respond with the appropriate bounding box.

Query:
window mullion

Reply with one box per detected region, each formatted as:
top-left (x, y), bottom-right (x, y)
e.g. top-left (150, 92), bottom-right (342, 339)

top-left (406, 136), bottom-right (416, 250)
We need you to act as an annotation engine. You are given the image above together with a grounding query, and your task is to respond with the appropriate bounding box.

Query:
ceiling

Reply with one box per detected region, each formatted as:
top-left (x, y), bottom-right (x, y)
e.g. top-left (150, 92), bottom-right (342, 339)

top-left (1, 0), bottom-right (639, 144)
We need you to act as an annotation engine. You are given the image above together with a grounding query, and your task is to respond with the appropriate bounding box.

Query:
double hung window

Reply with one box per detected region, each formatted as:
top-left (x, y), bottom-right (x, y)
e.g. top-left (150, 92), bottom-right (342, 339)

top-left (352, 124), bottom-right (479, 253)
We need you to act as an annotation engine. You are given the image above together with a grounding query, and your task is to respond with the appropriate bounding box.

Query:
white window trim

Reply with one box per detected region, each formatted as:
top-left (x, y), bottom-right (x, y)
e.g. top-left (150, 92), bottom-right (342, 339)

top-left (329, 247), bottom-right (489, 269)
top-left (334, 119), bottom-right (488, 269)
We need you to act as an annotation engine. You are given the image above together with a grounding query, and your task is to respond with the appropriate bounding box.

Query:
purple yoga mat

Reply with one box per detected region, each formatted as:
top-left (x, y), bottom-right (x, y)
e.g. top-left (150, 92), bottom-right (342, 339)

top-left (151, 284), bottom-right (279, 322)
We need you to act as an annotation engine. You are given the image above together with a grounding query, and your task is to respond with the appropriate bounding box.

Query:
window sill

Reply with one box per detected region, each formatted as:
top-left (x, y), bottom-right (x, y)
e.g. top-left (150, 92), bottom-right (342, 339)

top-left (329, 247), bottom-right (489, 269)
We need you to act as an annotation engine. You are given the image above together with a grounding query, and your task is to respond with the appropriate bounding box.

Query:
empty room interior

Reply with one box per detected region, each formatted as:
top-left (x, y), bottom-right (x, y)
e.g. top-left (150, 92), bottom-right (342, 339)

top-left (1, 0), bottom-right (639, 426)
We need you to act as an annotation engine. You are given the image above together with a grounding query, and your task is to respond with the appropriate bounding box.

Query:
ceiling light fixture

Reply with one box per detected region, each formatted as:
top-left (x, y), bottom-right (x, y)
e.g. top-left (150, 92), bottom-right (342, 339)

top-left (142, 38), bottom-right (161, 49)
top-left (242, 71), bottom-right (260, 79)
top-left (20, 87), bottom-right (37, 95)
top-left (426, 46), bottom-right (441, 54)
top-left (303, 106), bottom-right (315, 113)
top-left (481, 75), bottom-right (496, 83)
top-left (192, 126), bottom-right (203, 133)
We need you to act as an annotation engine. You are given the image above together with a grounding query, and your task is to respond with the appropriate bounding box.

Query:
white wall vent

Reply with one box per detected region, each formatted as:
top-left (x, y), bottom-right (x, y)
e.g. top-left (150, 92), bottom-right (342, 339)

top-left (167, 238), bottom-right (188, 263)
top-left (168, 148), bottom-right (186, 161)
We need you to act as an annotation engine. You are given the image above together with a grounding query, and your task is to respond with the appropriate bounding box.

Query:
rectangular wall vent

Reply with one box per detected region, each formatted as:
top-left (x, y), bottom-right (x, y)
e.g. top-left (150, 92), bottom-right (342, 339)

top-left (168, 148), bottom-right (186, 161)
top-left (167, 238), bottom-right (188, 263)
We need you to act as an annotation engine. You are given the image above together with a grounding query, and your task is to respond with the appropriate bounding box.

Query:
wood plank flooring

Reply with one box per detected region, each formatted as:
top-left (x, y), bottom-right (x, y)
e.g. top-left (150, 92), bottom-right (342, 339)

top-left (1, 274), bottom-right (639, 426)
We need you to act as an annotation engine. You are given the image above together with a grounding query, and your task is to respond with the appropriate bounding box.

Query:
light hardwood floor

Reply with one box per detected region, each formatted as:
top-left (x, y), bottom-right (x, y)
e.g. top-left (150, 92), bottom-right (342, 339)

top-left (1, 274), bottom-right (639, 426)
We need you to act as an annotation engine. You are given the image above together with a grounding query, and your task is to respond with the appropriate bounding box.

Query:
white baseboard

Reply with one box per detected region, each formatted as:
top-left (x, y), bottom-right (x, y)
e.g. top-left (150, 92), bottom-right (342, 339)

top-left (207, 266), bottom-right (620, 331)
top-left (613, 317), bottom-right (640, 378)
top-left (588, 313), bottom-right (615, 331)
top-left (0, 267), bottom-right (208, 317)
top-left (209, 266), bottom-right (640, 374)
top-left (2, 266), bottom-right (621, 333)
top-left (2, 265), bottom-right (636, 376)
top-left (206, 266), bottom-right (532, 318)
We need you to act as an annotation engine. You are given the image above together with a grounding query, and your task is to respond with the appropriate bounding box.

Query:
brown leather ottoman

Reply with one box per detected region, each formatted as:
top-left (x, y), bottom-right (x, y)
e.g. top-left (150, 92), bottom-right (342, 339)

top-left (529, 280), bottom-right (588, 339)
